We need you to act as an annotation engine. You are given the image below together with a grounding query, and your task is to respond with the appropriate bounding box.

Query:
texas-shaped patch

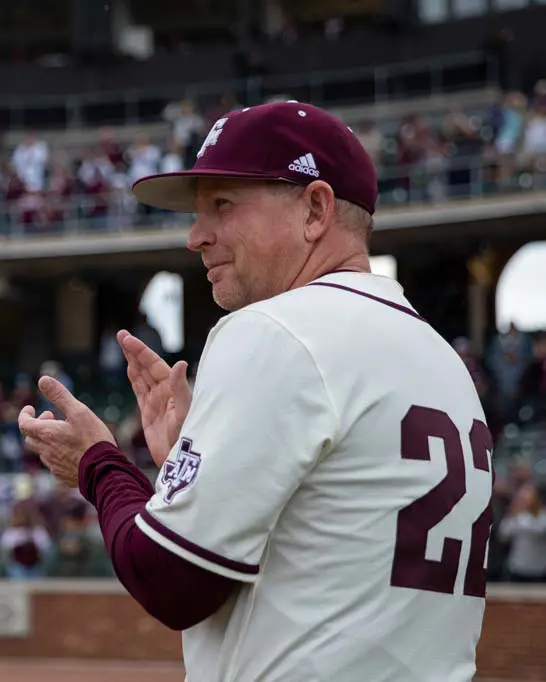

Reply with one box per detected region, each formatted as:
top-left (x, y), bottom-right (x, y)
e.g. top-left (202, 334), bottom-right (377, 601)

top-left (161, 437), bottom-right (202, 504)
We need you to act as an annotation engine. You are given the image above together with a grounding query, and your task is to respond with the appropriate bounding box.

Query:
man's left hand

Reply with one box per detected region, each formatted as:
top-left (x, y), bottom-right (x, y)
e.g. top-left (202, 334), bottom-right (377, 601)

top-left (18, 376), bottom-right (117, 488)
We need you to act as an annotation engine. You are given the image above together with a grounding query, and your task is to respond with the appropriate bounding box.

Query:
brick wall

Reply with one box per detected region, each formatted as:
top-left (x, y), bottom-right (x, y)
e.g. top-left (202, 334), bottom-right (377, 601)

top-left (0, 581), bottom-right (544, 680)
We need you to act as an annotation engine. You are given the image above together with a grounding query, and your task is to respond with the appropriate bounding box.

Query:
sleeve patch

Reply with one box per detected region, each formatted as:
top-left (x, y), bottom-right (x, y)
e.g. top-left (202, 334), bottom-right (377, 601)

top-left (161, 437), bottom-right (202, 504)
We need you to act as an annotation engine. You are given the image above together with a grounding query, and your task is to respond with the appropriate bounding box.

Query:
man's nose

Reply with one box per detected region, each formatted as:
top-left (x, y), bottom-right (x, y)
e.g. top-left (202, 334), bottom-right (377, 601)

top-left (187, 217), bottom-right (216, 252)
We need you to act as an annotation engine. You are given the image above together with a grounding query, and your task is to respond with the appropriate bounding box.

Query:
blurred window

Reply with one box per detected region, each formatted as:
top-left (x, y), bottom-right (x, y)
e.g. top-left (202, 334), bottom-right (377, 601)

top-left (418, 0), bottom-right (449, 23)
top-left (493, 0), bottom-right (529, 7)
top-left (452, 0), bottom-right (488, 17)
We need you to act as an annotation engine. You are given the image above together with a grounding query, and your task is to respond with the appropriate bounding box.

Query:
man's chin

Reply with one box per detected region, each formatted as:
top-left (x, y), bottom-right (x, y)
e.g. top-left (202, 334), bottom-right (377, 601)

top-left (211, 284), bottom-right (246, 312)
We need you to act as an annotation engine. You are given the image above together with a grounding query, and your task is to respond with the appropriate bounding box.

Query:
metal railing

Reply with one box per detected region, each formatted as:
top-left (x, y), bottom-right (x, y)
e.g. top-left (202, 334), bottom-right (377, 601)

top-left (0, 50), bottom-right (495, 130)
top-left (1, 155), bottom-right (544, 240)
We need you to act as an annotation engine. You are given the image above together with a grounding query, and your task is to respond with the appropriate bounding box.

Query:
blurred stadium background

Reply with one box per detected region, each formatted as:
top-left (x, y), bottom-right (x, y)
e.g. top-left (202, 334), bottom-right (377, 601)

top-left (0, 0), bottom-right (544, 680)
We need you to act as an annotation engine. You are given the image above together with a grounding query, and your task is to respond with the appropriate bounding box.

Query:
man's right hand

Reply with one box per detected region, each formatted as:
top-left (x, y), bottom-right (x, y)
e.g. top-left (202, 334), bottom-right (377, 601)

top-left (117, 330), bottom-right (192, 468)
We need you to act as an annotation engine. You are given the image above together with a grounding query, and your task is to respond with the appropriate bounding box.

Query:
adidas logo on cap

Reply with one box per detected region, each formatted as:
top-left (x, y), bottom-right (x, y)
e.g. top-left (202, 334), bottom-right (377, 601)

top-left (289, 153), bottom-right (320, 178)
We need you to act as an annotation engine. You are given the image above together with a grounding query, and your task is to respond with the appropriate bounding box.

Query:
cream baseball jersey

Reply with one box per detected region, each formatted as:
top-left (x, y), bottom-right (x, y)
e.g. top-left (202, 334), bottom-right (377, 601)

top-left (136, 271), bottom-right (493, 682)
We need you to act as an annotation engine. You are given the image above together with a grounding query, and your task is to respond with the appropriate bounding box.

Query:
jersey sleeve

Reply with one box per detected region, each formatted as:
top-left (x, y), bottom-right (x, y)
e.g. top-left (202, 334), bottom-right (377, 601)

top-left (136, 310), bottom-right (338, 582)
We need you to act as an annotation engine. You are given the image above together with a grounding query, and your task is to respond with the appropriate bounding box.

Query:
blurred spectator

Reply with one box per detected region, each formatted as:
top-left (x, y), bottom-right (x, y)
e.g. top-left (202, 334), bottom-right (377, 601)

top-left (11, 132), bottom-right (49, 192)
top-left (18, 189), bottom-right (48, 233)
top-left (442, 108), bottom-right (481, 196)
top-left (422, 133), bottom-right (449, 203)
top-left (0, 403), bottom-right (25, 474)
top-left (10, 373), bottom-right (36, 411)
top-left (355, 121), bottom-right (383, 167)
top-left (488, 322), bottom-right (532, 420)
top-left (508, 457), bottom-right (534, 497)
top-left (99, 325), bottom-right (126, 389)
top-left (519, 332), bottom-right (546, 419)
top-left (452, 337), bottom-right (490, 406)
top-left (519, 97), bottom-right (546, 179)
top-left (499, 483), bottom-right (546, 583)
top-left (38, 361), bottom-right (74, 418)
top-left (109, 160), bottom-right (134, 229)
top-left (397, 114), bottom-right (431, 196)
top-left (49, 514), bottom-right (92, 577)
top-left (47, 163), bottom-right (75, 226)
top-left (133, 312), bottom-right (164, 358)
top-left (162, 99), bottom-right (204, 160)
top-left (98, 127), bottom-right (124, 167)
top-left (483, 93), bottom-right (505, 144)
top-left (39, 480), bottom-right (88, 542)
top-left (161, 138), bottom-right (184, 174)
top-left (125, 133), bottom-right (161, 186)
top-left (0, 502), bottom-right (51, 579)
top-left (488, 476), bottom-right (512, 582)
top-left (494, 92), bottom-right (527, 184)
top-left (117, 405), bottom-right (153, 469)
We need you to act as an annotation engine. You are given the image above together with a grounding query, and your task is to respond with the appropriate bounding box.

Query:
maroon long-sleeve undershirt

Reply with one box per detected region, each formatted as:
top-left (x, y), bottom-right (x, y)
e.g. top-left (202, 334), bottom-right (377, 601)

top-left (78, 442), bottom-right (238, 631)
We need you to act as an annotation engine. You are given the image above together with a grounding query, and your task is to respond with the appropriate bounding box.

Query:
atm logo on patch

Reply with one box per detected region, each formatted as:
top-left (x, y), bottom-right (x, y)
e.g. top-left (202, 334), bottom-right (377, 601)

top-left (161, 438), bottom-right (202, 504)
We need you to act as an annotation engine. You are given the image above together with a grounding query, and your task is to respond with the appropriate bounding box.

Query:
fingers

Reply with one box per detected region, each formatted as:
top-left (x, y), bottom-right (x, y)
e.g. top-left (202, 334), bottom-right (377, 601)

top-left (38, 376), bottom-right (84, 419)
top-left (118, 331), bottom-right (170, 383)
top-left (20, 405), bottom-right (36, 419)
top-left (19, 407), bottom-right (49, 440)
top-left (170, 361), bottom-right (192, 424)
top-left (38, 410), bottom-right (56, 421)
top-left (127, 365), bottom-right (149, 412)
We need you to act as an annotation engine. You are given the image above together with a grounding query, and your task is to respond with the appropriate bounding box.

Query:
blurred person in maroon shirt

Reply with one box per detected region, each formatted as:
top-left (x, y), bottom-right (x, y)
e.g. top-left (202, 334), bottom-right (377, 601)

top-left (39, 479), bottom-right (88, 543)
top-left (396, 114), bottom-right (431, 195)
top-left (46, 163), bottom-right (75, 226)
top-left (18, 189), bottom-right (48, 233)
top-left (0, 502), bottom-right (52, 579)
top-left (98, 127), bottom-right (125, 168)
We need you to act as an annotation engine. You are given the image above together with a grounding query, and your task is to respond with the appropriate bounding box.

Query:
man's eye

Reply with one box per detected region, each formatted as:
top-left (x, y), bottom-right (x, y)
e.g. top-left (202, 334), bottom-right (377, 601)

top-left (214, 198), bottom-right (230, 209)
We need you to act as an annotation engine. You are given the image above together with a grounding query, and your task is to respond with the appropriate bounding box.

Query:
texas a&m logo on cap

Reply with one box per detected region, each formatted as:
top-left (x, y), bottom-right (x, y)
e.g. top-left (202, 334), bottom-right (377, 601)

top-left (197, 117), bottom-right (228, 159)
top-left (161, 437), bottom-right (202, 504)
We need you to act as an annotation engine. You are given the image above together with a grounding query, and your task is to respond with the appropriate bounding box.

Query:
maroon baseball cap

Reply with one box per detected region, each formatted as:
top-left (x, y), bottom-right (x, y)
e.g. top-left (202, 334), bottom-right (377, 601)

top-left (133, 101), bottom-right (378, 214)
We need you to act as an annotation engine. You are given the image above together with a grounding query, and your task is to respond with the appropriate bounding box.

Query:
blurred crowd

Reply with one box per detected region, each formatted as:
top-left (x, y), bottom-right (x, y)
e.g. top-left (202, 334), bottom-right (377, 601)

top-left (0, 75), bottom-right (544, 579)
top-left (0, 93), bottom-right (242, 235)
top-left (2, 81), bottom-right (546, 235)
top-left (0, 313), bottom-right (175, 579)
top-left (452, 325), bottom-right (546, 583)
top-left (0, 321), bottom-right (541, 580)
top-left (454, 325), bottom-right (546, 435)
top-left (370, 79), bottom-right (546, 203)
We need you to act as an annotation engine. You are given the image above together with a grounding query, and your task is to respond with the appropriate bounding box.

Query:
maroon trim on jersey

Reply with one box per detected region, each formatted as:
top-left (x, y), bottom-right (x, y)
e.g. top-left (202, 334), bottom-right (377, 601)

top-left (321, 269), bottom-right (366, 275)
top-left (139, 508), bottom-right (260, 576)
top-left (79, 442), bottom-right (239, 630)
top-left (307, 282), bottom-right (425, 321)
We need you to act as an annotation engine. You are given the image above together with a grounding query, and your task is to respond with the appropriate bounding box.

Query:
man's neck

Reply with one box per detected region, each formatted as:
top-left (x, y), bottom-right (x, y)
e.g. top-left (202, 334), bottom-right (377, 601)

top-left (289, 253), bottom-right (371, 291)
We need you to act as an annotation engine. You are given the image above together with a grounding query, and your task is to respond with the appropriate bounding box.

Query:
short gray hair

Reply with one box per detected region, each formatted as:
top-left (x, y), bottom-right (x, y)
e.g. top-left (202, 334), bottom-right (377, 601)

top-left (333, 198), bottom-right (373, 244)
top-left (266, 181), bottom-right (373, 244)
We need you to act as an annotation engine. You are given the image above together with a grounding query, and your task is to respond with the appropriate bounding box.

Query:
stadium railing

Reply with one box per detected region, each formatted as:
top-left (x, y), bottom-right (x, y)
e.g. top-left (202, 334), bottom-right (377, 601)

top-left (2, 156), bottom-right (546, 240)
top-left (0, 50), bottom-right (494, 130)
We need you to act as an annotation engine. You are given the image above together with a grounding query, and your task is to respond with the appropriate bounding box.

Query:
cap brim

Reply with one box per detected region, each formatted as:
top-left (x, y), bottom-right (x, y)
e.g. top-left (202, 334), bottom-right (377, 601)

top-left (132, 170), bottom-right (281, 212)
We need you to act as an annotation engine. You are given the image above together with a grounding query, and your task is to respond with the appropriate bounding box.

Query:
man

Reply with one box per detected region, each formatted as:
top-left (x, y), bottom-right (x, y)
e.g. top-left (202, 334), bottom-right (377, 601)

top-left (19, 102), bottom-right (493, 682)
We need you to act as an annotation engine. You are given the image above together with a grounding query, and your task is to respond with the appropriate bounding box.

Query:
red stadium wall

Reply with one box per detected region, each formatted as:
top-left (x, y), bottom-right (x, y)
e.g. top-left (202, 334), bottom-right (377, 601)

top-left (0, 582), bottom-right (543, 680)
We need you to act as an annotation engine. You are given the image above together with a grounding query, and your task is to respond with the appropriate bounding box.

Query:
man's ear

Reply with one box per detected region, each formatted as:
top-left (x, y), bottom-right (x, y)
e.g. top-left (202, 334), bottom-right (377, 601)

top-left (301, 181), bottom-right (336, 243)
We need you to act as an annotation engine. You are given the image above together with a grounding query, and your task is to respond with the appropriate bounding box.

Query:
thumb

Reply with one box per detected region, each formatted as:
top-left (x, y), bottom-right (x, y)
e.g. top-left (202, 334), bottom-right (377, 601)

top-left (170, 361), bottom-right (192, 422)
top-left (38, 376), bottom-right (82, 419)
